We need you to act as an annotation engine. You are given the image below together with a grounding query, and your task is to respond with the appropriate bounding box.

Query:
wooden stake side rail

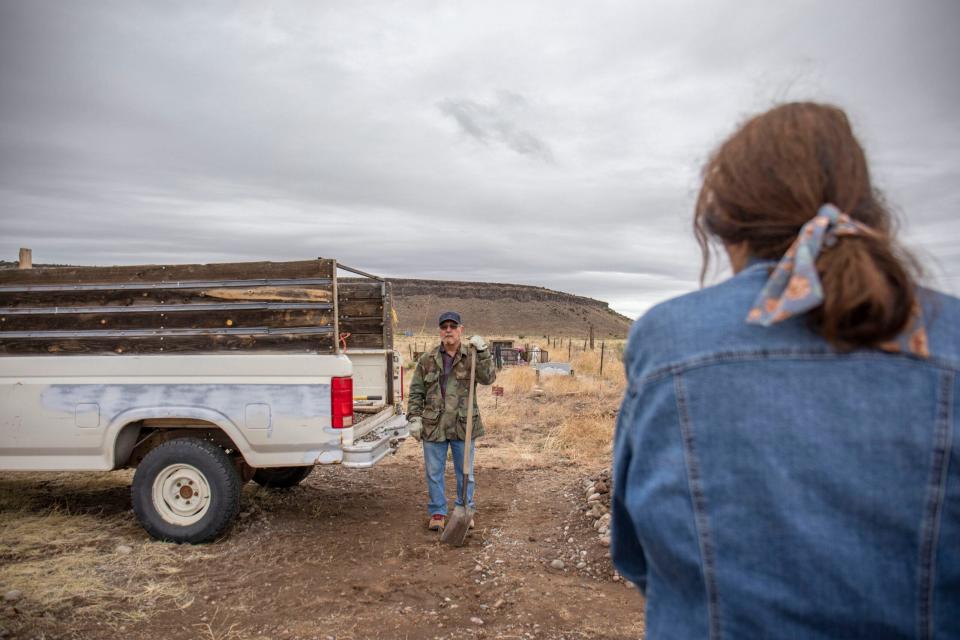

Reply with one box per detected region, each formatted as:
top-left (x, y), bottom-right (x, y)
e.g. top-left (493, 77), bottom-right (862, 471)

top-left (0, 286), bottom-right (333, 308)
top-left (0, 259), bottom-right (340, 355)
top-left (0, 308), bottom-right (334, 332)
top-left (337, 280), bottom-right (388, 350)
top-left (0, 259), bottom-right (336, 286)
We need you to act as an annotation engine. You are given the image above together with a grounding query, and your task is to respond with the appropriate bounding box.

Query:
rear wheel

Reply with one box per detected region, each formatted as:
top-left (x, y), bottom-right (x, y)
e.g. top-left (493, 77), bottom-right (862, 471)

top-left (252, 466), bottom-right (314, 488)
top-left (132, 438), bottom-right (241, 543)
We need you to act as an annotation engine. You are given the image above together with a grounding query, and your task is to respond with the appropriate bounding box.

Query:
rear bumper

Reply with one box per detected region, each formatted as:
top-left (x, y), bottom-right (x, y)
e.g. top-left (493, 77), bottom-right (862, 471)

top-left (341, 413), bottom-right (409, 469)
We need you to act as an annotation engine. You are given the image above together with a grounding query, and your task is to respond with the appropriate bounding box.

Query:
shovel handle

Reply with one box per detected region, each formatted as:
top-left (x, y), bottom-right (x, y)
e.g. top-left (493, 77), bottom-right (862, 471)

top-left (461, 345), bottom-right (477, 501)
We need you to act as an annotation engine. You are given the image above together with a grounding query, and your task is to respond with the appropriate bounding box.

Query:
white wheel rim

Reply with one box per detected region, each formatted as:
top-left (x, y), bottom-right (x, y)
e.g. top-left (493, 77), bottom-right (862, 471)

top-left (151, 463), bottom-right (211, 526)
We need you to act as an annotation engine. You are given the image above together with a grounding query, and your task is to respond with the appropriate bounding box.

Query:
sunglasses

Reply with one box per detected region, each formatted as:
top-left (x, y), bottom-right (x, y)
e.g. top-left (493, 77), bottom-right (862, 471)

top-left (440, 322), bottom-right (459, 330)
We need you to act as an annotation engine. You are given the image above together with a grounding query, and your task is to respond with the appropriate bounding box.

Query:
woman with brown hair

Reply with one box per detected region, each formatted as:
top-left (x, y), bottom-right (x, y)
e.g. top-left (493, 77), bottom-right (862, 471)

top-left (611, 103), bottom-right (959, 638)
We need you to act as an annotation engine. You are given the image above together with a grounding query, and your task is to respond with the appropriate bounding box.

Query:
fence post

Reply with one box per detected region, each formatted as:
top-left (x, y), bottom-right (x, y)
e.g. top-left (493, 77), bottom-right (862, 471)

top-left (568, 341), bottom-right (571, 360)
top-left (600, 341), bottom-right (605, 377)
top-left (589, 324), bottom-right (594, 350)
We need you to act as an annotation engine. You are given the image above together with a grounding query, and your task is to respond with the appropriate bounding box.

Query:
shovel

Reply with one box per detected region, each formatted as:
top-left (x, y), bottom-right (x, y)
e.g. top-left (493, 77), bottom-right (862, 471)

top-left (440, 345), bottom-right (477, 547)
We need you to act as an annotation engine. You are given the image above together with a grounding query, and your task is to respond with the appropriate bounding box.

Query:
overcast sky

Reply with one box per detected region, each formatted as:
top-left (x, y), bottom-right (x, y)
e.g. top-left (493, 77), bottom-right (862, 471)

top-left (1, 1), bottom-right (958, 318)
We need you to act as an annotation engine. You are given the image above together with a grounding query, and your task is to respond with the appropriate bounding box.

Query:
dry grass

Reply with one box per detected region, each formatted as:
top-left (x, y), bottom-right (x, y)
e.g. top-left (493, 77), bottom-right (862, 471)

top-left (496, 365), bottom-right (539, 394)
top-left (0, 472), bottom-right (220, 630)
top-left (462, 336), bottom-right (628, 464)
top-left (397, 334), bottom-right (628, 464)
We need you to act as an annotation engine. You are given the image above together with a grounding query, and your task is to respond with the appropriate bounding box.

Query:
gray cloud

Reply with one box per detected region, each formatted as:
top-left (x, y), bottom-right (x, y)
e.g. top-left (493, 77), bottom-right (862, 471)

top-left (438, 91), bottom-right (555, 163)
top-left (1, 0), bottom-right (958, 320)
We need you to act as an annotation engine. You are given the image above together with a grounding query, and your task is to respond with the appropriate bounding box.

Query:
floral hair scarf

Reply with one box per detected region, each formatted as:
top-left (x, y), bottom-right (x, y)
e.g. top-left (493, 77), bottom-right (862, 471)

top-left (746, 203), bottom-right (929, 358)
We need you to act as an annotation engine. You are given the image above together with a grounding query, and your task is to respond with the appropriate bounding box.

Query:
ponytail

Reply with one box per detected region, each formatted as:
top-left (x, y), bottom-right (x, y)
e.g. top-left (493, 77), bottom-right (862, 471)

top-left (811, 233), bottom-right (917, 349)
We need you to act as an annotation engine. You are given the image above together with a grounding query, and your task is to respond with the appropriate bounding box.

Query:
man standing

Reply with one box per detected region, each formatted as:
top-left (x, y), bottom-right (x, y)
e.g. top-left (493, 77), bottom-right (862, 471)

top-left (407, 311), bottom-right (496, 530)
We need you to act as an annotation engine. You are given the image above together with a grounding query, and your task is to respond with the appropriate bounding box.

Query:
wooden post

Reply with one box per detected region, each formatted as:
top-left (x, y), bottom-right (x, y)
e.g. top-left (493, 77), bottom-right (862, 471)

top-left (568, 341), bottom-right (572, 360)
top-left (18, 248), bottom-right (32, 269)
top-left (589, 324), bottom-right (595, 350)
top-left (600, 341), bottom-right (605, 377)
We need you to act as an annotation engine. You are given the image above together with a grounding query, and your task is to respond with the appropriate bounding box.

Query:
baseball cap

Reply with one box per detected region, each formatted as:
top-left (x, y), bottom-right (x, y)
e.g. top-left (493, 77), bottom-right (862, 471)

top-left (438, 311), bottom-right (461, 326)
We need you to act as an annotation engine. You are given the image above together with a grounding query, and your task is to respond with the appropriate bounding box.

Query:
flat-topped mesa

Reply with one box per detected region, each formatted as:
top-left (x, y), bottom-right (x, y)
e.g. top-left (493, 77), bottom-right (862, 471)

top-left (387, 278), bottom-right (616, 309)
top-left (384, 278), bottom-right (632, 338)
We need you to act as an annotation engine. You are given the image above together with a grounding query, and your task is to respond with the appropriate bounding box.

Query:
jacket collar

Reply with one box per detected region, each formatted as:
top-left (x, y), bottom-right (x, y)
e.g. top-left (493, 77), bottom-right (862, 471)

top-left (433, 341), bottom-right (467, 366)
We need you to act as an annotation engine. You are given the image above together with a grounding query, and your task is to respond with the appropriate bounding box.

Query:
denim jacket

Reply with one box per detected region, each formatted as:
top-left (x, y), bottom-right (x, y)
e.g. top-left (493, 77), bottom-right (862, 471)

top-left (612, 261), bottom-right (960, 639)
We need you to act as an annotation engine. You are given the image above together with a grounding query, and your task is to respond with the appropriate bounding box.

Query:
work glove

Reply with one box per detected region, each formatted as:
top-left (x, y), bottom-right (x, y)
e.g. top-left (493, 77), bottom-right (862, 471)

top-left (407, 416), bottom-right (423, 441)
top-left (468, 335), bottom-right (488, 351)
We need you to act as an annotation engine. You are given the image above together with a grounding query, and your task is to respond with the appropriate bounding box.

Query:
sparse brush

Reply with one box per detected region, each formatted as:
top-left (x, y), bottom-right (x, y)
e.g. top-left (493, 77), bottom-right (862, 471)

top-left (540, 375), bottom-right (594, 396)
top-left (566, 345), bottom-right (626, 385)
top-left (547, 408), bottom-right (617, 462)
top-left (0, 474), bottom-right (215, 627)
top-left (496, 366), bottom-right (538, 394)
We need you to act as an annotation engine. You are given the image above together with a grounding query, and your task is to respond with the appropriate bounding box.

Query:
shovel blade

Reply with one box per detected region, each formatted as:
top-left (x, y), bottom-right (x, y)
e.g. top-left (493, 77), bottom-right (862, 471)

top-left (439, 504), bottom-right (474, 547)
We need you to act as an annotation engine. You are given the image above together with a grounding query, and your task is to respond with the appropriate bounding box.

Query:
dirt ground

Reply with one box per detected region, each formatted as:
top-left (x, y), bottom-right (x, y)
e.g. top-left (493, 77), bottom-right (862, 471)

top-left (0, 420), bottom-right (645, 639)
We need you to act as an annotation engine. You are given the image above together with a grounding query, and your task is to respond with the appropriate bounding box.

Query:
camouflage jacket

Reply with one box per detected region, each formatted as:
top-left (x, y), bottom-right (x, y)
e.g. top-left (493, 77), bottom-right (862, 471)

top-left (407, 342), bottom-right (497, 442)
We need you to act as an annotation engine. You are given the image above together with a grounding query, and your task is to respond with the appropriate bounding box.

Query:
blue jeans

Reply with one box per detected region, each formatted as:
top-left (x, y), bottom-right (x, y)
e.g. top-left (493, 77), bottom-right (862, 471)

top-left (423, 439), bottom-right (475, 517)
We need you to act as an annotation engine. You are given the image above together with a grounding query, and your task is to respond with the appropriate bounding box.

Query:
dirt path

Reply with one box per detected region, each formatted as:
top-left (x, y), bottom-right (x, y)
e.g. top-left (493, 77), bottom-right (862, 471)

top-left (1, 437), bottom-right (644, 639)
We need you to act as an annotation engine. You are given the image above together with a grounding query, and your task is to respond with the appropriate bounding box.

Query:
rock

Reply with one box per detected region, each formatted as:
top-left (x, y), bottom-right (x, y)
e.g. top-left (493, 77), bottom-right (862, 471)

top-left (594, 480), bottom-right (609, 494)
top-left (576, 562), bottom-right (587, 569)
top-left (474, 564), bottom-right (483, 572)
top-left (1, 592), bottom-right (21, 605)
top-left (470, 617), bottom-right (484, 625)
top-left (599, 526), bottom-right (609, 535)
top-left (550, 559), bottom-right (565, 570)
top-left (599, 535), bottom-right (611, 547)
top-left (587, 493), bottom-right (601, 502)
top-left (115, 544), bottom-right (133, 555)
top-left (567, 537), bottom-right (574, 543)
top-left (239, 511), bottom-right (252, 519)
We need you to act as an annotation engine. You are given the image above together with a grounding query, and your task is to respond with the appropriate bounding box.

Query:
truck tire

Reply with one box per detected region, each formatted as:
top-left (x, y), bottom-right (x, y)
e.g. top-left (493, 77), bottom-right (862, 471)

top-left (131, 438), bottom-right (241, 544)
top-left (252, 466), bottom-right (314, 488)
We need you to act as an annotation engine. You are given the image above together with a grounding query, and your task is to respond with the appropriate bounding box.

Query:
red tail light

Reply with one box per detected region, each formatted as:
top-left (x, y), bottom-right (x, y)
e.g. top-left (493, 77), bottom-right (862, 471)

top-left (331, 376), bottom-right (354, 428)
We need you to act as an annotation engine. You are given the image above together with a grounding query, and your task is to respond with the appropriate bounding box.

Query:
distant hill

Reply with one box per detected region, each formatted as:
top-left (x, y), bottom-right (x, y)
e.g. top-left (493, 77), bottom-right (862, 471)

top-left (388, 278), bottom-right (632, 338)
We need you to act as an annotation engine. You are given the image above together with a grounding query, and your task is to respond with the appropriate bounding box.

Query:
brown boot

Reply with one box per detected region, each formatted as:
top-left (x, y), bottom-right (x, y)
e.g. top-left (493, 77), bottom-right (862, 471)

top-left (428, 514), bottom-right (446, 531)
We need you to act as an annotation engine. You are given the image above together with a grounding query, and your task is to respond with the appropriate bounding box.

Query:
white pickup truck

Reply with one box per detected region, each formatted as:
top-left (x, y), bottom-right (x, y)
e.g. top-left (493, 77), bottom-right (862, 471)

top-left (0, 258), bottom-right (409, 543)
